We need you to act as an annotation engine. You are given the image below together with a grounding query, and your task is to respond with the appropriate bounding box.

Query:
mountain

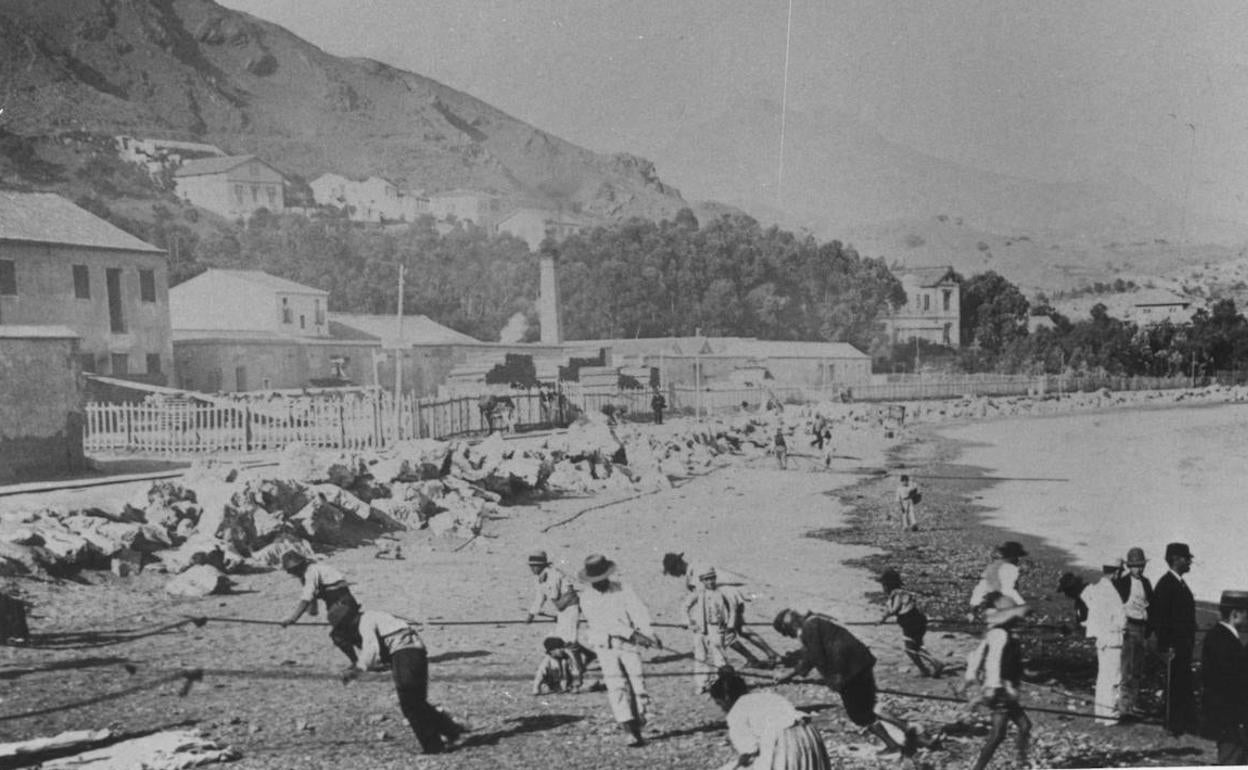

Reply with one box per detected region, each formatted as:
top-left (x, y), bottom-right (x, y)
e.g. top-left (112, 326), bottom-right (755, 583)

top-left (655, 99), bottom-right (1248, 289)
top-left (0, 0), bottom-right (692, 221)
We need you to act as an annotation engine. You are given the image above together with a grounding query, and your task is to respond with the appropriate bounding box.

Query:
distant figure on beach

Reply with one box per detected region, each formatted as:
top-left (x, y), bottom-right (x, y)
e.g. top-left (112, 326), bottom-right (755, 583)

top-left (709, 669), bottom-right (832, 770)
top-left (684, 565), bottom-right (735, 693)
top-left (963, 594), bottom-right (1033, 770)
top-left (1111, 547), bottom-right (1153, 717)
top-left (773, 428), bottom-right (788, 470)
top-left (772, 609), bottom-right (913, 756)
top-left (661, 553), bottom-right (781, 669)
top-left (878, 568), bottom-right (944, 678)
top-left (650, 389), bottom-right (666, 425)
top-left (969, 541), bottom-right (1028, 615)
top-left (1199, 589), bottom-right (1248, 765)
top-left (894, 475), bottom-right (920, 531)
top-left (1151, 542), bottom-right (1198, 736)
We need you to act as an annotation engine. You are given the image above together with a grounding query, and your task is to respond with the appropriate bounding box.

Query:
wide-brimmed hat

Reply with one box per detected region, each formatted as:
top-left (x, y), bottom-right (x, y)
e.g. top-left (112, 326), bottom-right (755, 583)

top-left (697, 565), bottom-right (717, 581)
top-left (528, 550), bottom-right (550, 567)
top-left (997, 541), bottom-right (1028, 559)
top-left (985, 595), bottom-right (1031, 628)
top-left (326, 601), bottom-right (359, 630)
top-left (1057, 572), bottom-right (1086, 596)
top-left (661, 552), bottom-right (686, 576)
top-left (878, 568), bottom-right (903, 590)
top-left (1165, 542), bottom-right (1193, 562)
top-left (1221, 591), bottom-right (1248, 611)
top-left (1125, 547), bottom-right (1147, 567)
top-left (281, 551), bottom-right (309, 573)
top-left (578, 554), bottom-right (617, 583)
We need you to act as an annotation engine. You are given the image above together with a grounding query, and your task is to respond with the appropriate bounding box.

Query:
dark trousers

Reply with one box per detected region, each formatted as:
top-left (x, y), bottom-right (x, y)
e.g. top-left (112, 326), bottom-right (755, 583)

top-left (0, 594), bottom-right (29, 642)
top-left (325, 591), bottom-right (361, 664)
top-left (1120, 622), bottom-right (1147, 712)
top-left (653, 409), bottom-right (663, 424)
top-left (1164, 638), bottom-right (1197, 734)
top-left (392, 647), bottom-right (460, 754)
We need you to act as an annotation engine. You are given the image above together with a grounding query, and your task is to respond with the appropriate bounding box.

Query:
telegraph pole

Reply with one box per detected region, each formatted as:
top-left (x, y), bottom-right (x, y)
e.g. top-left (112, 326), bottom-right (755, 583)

top-left (393, 263), bottom-right (405, 442)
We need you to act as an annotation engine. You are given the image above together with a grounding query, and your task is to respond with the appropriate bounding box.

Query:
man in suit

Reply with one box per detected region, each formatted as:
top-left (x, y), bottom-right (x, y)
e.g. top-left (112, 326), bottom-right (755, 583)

top-left (773, 608), bottom-right (912, 756)
top-left (1111, 547), bottom-right (1153, 717)
top-left (1200, 590), bottom-right (1248, 764)
top-left (1150, 542), bottom-right (1197, 735)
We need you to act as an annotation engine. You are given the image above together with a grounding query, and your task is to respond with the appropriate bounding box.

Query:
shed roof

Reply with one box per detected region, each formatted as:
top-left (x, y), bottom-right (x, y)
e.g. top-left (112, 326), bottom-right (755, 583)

top-left (174, 155), bottom-right (281, 178)
top-left (0, 191), bottom-right (163, 253)
top-left (182, 269), bottom-right (329, 295)
top-left (330, 313), bottom-right (481, 345)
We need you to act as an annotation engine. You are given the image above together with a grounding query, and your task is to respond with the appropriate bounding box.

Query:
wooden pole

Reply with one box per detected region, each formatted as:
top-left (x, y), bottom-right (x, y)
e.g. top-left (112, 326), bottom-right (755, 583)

top-left (393, 263), bottom-right (405, 444)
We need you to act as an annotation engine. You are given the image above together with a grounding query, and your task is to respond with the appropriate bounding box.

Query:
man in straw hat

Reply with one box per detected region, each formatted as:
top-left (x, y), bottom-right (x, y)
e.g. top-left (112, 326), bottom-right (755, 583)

top-left (969, 541), bottom-right (1027, 621)
top-left (278, 551), bottom-right (360, 663)
top-left (576, 553), bottom-right (662, 747)
top-left (525, 550), bottom-right (586, 690)
top-left (1200, 589), bottom-right (1248, 765)
top-left (1151, 541), bottom-right (1197, 735)
top-left (684, 564), bottom-right (735, 693)
top-left (335, 603), bottom-right (466, 755)
top-left (1111, 546), bottom-right (1153, 717)
top-left (963, 594), bottom-right (1032, 770)
top-left (772, 608), bottom-right (912, 756)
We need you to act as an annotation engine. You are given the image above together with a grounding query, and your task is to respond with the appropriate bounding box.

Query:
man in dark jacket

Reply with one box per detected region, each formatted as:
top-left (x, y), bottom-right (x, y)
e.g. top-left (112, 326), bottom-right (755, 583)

top-left (1200, 590), bottom-right (1248, 765)
top-left (1111, 546), bottom-right (1153, 716)
top-left (773, 609), bottom-right (910, 755)
top-left (1150, 542), bottom-right (1197, 735)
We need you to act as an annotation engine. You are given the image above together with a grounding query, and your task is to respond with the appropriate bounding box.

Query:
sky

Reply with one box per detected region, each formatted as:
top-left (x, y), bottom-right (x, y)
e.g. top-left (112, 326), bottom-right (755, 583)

top-left (221, 0), bottom-right (1248, 224)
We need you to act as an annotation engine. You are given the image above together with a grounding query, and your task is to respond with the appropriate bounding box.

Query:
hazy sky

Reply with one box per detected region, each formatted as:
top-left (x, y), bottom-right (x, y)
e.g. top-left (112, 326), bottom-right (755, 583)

top-left (222, 1), bottom-right (1248, 223)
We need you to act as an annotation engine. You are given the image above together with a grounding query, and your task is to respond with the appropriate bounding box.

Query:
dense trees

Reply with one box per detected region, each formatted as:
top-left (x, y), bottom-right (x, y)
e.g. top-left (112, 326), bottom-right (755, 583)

top-left (553, 211), bottom-right (905, 352)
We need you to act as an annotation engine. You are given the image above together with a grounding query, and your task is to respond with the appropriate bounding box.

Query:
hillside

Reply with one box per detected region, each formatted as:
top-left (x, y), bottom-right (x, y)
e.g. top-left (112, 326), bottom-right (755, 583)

top-left (0, 0), bottom-right (690, 221)
top-left (656, 99), bottom-right (1248, 291)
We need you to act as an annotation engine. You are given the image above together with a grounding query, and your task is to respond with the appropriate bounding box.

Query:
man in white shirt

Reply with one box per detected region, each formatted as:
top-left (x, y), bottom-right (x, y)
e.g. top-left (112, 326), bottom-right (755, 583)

top-left (1081, 564), bottom-right (1128, 724)
top-left (336, 605), bottom-right (465, 755)
top-left (970, 542), bottom-right (1027, 612)
top-left (525, 551), bottom-right (585, 688)
top-left (279, 551), bottom-right (360, 663)
top-left (577, 553), bottom-right (661, 747)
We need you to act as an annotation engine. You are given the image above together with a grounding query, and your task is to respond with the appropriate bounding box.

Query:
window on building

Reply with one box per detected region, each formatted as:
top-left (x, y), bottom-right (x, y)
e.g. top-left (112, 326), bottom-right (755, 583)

top-left (139, 269), bottom-right (156, 302)
top-left (942, 289), bottom-right (952, 312)
top-left (0, 260), bottom-right (15, 295)
top-left (251, 184), bottom-right (259, 203)
top-left (235, 366), bottom-right (248, 391)
top-left (267, 186), bottom-right (277, 206)
top-left (80, 354), bottom-right (97, 373)
top-left (943, 323), bottom-right (953, 346)
top-left (281, 297), bottom-right (292, 324)
top-left (110, 354), bottom-right (129, 376)
top-left (299, 314), bottom-right (306, 329)
top-left (314, 300), bottom-right (325, 325)
top-left (234, 184), bottom-right (245, 204)
top-left (106, 268), bottom-right (125, 333)
top-left (73, 265), bottom-right (90, 299)
top-left (146, 354), bottom-right (162, 374)
top-left (922, 294), bottom-right (931, 312)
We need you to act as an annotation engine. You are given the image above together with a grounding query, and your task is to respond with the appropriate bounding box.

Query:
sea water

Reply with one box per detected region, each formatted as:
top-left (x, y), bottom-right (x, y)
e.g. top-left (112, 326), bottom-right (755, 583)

top-left (941, 403), bottom-right (1248, 602)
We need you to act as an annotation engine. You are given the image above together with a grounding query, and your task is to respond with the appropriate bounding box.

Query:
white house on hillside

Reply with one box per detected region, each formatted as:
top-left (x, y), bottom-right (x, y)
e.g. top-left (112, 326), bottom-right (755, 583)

top-left (884, 266), bottom-right (961, 347)
top-left (429, 190), bottom-right (499, 227)
top-left (174, 156), bottom-right (286, 220)
top-left (309, 174), bottom-right (429, 223)
top-left (170, 269), bottom-right (328, 338)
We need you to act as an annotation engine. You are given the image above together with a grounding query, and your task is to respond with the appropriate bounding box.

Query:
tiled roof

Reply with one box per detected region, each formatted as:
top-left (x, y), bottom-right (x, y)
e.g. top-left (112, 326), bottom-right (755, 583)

top-left (330, 313), bottom-right (481, 345)
top-left (174, 155), bottom-right (268, 177)
top-left (0, 191), bottom-right (163, 253)
top-left (898, 266), bottom-right (959, 287)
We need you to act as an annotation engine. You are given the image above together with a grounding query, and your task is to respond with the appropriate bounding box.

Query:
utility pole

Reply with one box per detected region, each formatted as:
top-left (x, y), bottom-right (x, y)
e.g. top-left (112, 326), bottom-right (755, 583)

top-left (694, 328), bottom-right (702, 421)
top-left (393, 263), bottom-right (405, 442)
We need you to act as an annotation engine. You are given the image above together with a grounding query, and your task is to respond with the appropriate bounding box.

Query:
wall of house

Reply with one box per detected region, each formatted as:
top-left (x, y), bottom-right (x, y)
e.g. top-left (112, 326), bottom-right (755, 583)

top-left (171, 276), bottom-right (328, 339)
top-left (0, 242), bottom-right (171, 381)
top-left (0, 336), bottom-right (85, 482)
top-left (178, 162), bottom-right (284, 220)
top-left (641, 354), bottom-right (871, 389)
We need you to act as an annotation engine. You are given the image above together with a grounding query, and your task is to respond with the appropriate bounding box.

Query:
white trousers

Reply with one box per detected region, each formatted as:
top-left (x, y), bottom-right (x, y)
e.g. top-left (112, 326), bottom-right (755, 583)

top-left (596, 645), bottom-right (649, 723)
top-left (555, 605), bottom-right (579, 645)
top-left (691, 631), bottom-right (729, 691)
top-left (1095, 642), bottom-right (1123, 724)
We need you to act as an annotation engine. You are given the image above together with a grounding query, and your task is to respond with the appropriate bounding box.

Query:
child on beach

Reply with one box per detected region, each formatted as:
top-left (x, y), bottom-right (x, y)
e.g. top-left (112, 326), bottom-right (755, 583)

top-left (895, 475), bottom-right (920, 531)
top-left (773, 428), bottom-right (788, 470)
top-left (532, 636), bottom-right (580, 695)
top-left (878, 569), bottom-right (944, 678)
top-left (962, 593), bottom-right (1032, 770)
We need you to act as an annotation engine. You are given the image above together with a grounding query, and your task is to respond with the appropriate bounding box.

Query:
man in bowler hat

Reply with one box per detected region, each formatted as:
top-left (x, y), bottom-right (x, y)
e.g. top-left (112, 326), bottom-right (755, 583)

top-left (1111, 546), bottom-right (1153, 716)
top-left (1200, 589), bottom-right (1248, 765)
top-left (1151, 542), bottom-right (1197, 735)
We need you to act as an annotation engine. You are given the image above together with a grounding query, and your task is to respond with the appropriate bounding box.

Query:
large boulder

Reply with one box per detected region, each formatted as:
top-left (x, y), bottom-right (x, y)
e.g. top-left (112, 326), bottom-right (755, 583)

top-left (165, 564), bottom-right (231, 598)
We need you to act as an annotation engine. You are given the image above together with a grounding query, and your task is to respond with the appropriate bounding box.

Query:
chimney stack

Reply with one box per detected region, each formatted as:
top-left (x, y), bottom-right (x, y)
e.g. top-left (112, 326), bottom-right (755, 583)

top-left (539, 253), bottom-right (562, 344)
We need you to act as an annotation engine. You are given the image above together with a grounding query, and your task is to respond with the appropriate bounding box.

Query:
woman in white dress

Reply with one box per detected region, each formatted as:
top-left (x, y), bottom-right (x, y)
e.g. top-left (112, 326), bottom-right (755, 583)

top-left (709, 670), bottom-right (831, 770)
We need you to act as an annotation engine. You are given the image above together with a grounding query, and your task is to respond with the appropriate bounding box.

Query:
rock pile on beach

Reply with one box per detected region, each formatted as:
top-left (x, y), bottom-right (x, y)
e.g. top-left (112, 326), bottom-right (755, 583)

top-left (0, 413), bottom-right (776, 593)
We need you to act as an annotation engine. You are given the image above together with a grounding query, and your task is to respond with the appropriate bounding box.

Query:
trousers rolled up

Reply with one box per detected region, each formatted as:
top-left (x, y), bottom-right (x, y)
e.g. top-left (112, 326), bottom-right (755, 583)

top-left (691, 630), bottom-right (730, 691)
top-left (391, 647), bottom-right (460, 754)
top-left (595, 643), bottom-right (649, 724)
top-left (1094, 642), bottom-right (1123, 724)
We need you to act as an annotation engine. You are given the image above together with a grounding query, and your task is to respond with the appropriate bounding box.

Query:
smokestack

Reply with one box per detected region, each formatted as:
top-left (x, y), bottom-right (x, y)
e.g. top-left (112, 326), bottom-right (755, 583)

top-left (539, 253), bottom-right (562, 344)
